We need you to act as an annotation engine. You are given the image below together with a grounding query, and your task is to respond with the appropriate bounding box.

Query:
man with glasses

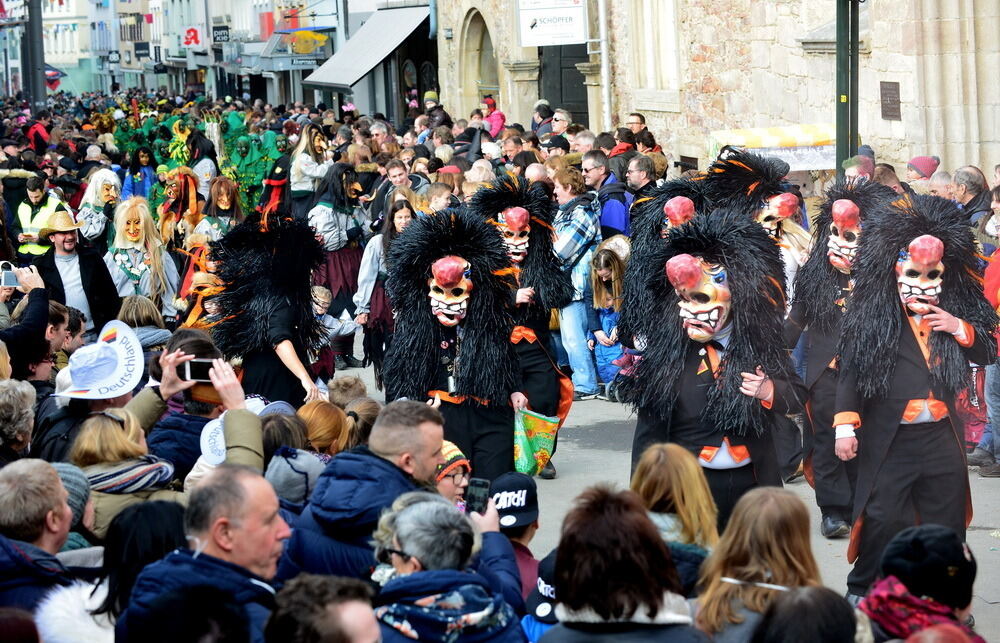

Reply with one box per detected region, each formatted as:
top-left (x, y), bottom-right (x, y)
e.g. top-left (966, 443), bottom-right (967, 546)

top-left (626, 155), bottom-right (656, 201)
top-left (625, 112), bottom-right (647, 135)
top-left (582, 150), bottom-right (631, 238)
top-left (551, 108), bottom-right (572, 137)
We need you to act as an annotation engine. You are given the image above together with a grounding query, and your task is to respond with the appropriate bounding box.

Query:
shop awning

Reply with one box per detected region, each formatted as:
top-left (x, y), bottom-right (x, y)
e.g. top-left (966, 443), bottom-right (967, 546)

top-left (304, 6), bottom-right (428, 91)
top-left (709, 123), bottom-right (836, 171)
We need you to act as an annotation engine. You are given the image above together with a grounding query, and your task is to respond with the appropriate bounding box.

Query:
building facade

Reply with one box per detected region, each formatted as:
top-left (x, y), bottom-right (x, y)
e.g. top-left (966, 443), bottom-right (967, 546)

top-left (435, 0), bottom-right (1000, 173)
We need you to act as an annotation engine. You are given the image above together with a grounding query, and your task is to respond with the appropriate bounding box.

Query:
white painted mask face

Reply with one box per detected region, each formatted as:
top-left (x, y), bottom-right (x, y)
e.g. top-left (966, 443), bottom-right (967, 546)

top-left (666, 253), bottom-right (731, 343)
top-left (499, 207), bottom-right (530, 264)
top-left (428, 255), bottom-right (473, 327)
top-left (896, 234), bottom-right (944, 315)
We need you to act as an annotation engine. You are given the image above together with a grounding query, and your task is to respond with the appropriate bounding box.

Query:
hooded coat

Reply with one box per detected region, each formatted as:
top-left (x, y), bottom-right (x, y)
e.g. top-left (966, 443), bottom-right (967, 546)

top-left (117, 549), bottom-right (276, 643)
top-left (0, 536), bottom-right (74, 611)
top-left (376, 570), bottom-right (525, 643)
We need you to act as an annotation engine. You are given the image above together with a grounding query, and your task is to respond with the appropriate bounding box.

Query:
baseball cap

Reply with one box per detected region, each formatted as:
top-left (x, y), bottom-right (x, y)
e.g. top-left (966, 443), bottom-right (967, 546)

top-left (491, 472), bottom-right (538, 528)
top-left (541, 136), bottom-right (569, 153)
top-left (57, 321), bottom-right (142, 399)
top-left (525, 548), bottom-right (558, 624)
top-left (201, 397), bottom-right (296, 465)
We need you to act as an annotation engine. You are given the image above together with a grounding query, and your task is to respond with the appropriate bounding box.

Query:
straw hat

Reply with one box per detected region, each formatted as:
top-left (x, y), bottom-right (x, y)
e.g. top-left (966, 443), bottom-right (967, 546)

top-left (39, 210), bottom-right (83, 240)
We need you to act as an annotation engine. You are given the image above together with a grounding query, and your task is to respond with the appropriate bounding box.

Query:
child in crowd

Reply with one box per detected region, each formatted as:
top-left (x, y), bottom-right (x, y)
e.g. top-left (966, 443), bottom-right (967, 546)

top-left (587, 247), bottom-right (626, 400)
top-left (328, 375), bottom-right (368, 409)
top-left (310, 286), bottom-right (360, 388)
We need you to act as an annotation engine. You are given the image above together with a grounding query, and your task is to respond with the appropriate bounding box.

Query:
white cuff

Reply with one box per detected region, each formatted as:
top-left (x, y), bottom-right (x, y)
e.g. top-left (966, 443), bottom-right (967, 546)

top-left (835, 424), bottom-right (856, 440)
top-left (952, 322), bottom-right (967, 343)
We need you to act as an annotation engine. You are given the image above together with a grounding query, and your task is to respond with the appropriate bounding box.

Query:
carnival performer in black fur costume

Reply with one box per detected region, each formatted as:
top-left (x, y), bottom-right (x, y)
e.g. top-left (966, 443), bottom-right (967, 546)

top-left (783, 177), bottom-right (896, 540)
top-left (704, 148), bottom-right (811, 482)
top-left (210, 205), bottom-right (325, 408)
top-left (834, 193), bottom-right (997, 599)
top-left (384, 209), bottom-right (521, 481)
top-left (625, 210), bottom-right (806, 528)
top-left (470, 176), bottom-right (575, 477)
top-left (619, 176), bottom-right (709, 348)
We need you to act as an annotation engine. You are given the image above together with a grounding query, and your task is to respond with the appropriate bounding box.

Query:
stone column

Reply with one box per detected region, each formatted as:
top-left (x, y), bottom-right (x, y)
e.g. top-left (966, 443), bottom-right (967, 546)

top-left (575, 61), bottom-right (603, 132)
top-left (502, 60), bottom-right (540, 126)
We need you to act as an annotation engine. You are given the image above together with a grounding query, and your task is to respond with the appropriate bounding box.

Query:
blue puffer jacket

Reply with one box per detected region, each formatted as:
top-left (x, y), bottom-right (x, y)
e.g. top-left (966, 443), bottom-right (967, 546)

top-left (376, 569), bottom-right (527, 643)
top-left (117, 548), bottom-right (276, 643)
top-left (147, 413), bottom-right (211, 482)
top-left (275, 447), bottom-right (417, 582)
top-left (0, 536), bottom-right (74, 610)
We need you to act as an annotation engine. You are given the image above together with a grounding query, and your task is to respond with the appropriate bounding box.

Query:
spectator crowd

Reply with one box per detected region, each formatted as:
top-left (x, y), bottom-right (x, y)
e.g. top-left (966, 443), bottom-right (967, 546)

top-left (0, 87), bottom-right (991, 642)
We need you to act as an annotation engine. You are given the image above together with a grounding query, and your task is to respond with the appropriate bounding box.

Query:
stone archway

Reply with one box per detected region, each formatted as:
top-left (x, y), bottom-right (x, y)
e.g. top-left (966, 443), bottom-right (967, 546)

top-left (459, 9), bottom-right (499, 114)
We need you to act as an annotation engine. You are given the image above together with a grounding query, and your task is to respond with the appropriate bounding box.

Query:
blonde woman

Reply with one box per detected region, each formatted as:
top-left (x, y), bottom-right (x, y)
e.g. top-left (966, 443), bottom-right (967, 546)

top-left (296, 399), bottom-right (350, 460)
top-left (70, 408), bottom-right (184, 539)
top-left (289, 123), bottom-right (334, 219)
top-left (692, 487), bottom-right (821, 641)
top-left (104, 198), bottom-right (179, 318)
top-left (631, 443), bottom-right (718, 596)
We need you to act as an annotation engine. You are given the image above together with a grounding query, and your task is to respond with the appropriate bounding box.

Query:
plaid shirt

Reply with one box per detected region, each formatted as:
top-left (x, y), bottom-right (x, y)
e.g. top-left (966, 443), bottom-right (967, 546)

top-left (553, 193), bottom-right (602, 301)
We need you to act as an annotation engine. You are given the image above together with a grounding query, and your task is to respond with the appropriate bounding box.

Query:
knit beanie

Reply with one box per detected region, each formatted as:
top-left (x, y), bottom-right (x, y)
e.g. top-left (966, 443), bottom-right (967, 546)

top-left (880, 524), bottom-right (977, 609)
top-left (51, 462), bottom-right (90, 527)
top-left (907, 155), bottom-right (941, 179)
top-left (264, 447), bottom-right (326, 505)
top-left (423, 90), bottom-right (439, 104)
top-left (436, 440), bottom-right (470, 483)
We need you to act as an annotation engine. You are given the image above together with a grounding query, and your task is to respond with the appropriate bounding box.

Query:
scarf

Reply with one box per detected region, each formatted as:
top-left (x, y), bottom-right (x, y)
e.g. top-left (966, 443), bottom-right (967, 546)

top-left (84, 455), bottom-right (175, 494)
top-left (859, 576), bottom-right (984, 643)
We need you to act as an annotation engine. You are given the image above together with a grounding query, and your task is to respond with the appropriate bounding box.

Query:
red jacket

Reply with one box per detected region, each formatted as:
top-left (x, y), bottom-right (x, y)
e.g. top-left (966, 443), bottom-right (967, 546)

top-left (608, 142), bottom-right (635, 157)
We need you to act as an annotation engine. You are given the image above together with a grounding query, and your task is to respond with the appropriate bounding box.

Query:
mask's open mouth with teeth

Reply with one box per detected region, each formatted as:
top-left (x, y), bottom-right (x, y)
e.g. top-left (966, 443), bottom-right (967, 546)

top-left (507, 245), bottom-right (527, 262)
top-left (899, 283), bottom-right (940, 312)
top-left (827, 243), bottom-right (857, 271)
top-left (431, 298), bottom-right (468, 326)
top-left (679, 306), bottom-right (725, 335)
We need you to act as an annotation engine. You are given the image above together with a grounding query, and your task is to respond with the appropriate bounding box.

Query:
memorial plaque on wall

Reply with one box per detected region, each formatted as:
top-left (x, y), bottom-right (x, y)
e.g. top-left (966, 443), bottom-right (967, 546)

top-left (880, 81), bottom-right (901, 121)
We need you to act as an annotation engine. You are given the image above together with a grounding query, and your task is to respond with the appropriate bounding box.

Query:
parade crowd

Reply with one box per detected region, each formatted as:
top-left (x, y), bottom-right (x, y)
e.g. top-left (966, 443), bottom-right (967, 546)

top-left (0, 87), bottom-right (993, 642)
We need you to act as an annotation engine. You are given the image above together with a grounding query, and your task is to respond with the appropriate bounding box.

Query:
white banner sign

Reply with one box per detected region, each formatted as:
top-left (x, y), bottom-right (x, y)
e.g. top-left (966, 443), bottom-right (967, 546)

top-left (518, 0), bottom-right (588, 47)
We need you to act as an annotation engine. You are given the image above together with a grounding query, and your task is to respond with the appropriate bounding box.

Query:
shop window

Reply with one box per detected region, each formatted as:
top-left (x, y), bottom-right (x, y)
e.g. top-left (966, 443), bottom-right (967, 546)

top-left (629, 0), bottom-right (681, 112)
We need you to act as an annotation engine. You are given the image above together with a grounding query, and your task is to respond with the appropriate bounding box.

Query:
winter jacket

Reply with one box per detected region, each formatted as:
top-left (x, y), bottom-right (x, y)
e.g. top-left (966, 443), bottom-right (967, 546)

top-left (595, 174), bottom-right (632, 238)
top-left (647, 513), bottom-right (708, 598)
top-left (34, 246), bottom-right (122, 332)
top-left (485, 110), bottom-right (507, 140)
top-left (553, 194), bottom-right (602, 302)
top-left (35, 580), bottom-right (114, 643)
top-left (588, 308), bottom-right (623, 384)
top-left (376, 569), bottom-right (526, 643)
top-left (541, 592), bottom-right (706, 643)
top-left (607, 145), bottom-right (639, 188)
top-left (276, 447), bottom-right (418, 581)
top-left (86, 464), bottom-right (186, 540)
top-left (147, 412), bottom-right (212, 482)
top-left (117, 549), bottom-right (276, 643)
top-left (0, 536), bottom-right (74, 610)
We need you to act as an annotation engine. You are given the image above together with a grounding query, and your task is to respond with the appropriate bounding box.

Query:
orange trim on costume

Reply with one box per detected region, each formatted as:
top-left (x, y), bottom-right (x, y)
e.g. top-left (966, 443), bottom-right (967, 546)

top-left (427, 390), bottom-right (489, 406)
top-left (901, 397), bottom-right (949, 423)
top-left (956, 320), bottom-right (975, 348)
top-left (760, 396), bottom-right (773, 410)
top-left (833, 411), bottom-right (861, 429)
top-left (705, 344), bottom-right (721, 376)
top-left (510, 326), bottom-right (538, 344)
top-left (698, 438), bottom-right (750, 464)
top-left (847, 515), bottom-right (864, 563)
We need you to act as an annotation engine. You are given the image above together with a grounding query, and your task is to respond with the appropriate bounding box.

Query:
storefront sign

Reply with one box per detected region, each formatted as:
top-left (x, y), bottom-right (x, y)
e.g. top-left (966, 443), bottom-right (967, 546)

top-left (517, 0), bottom-right (588, 47)
top-left (213, 25), bottom-right (231, 43)
top-left (181, 26), bottom-right (204, 49)
top-left (134, 42), bottom-right (150, 59)
top-left (290, 57), bottom-right (319, 67)
top-left (108, 50), bottom-right (121, 63)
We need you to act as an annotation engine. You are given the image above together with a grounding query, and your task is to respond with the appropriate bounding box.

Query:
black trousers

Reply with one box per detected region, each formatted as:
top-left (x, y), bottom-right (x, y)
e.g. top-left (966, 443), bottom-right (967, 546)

top-left (806, 369), bottom-right (857, 520)
top-left (771, 413), bottom-right (803, 480)
top-left (439, 400), bottom-right (514, 482)
top-left (846, 420), bottom-right (967, 595)
top-left (703, 465), bottom-right (758, 532)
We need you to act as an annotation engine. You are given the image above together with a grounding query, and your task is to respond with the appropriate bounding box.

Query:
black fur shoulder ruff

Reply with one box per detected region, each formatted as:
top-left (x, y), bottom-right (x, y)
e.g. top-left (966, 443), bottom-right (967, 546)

top-left (209, 213), bottom-right (324, 359)
top-left (468, 175), bottom-right (574, 311)
top-left (619, 176), bottom-right (711, 345)
top-left (384, 208), bottom-right (519, 403)
top-left (792, 177), bottom-right (896, 332)
top-left (841, 193), bottom-right (998, 399)
top-left (622, 209), bottom-right (795, 436)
